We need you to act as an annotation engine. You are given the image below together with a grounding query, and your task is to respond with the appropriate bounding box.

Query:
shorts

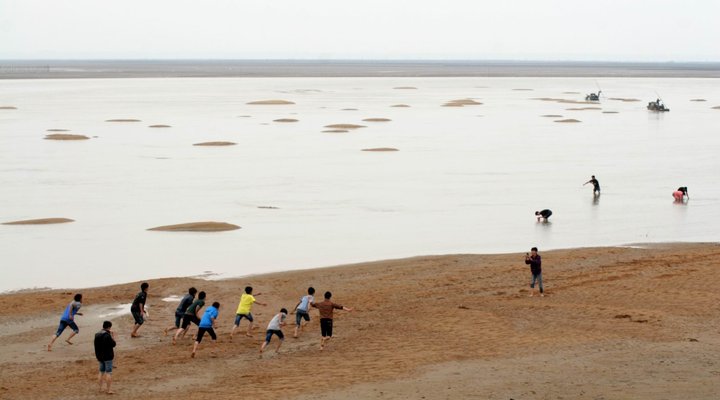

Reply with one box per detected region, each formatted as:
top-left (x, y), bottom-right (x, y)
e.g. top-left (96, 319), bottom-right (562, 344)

top-left (174, 311), bottom-right (184, 328)
top-left (295, 309), bottom-right (310, 326)
top-left (234, 313), bottom-right (253, 325)
top-left (55, 320), bottom-right (79, 337)
top-left (265, 329), bottom-right (284, 343)
top-left (131, 310), bottom-right (144, 325)
top-left (320, 318), bottom-right (333, 338)
top-left (196, 327), bottom-right (216, 343)
top-left (98, 360), bottom-right (113, 373)
top-left (181, 314), bottom-right (200, 329)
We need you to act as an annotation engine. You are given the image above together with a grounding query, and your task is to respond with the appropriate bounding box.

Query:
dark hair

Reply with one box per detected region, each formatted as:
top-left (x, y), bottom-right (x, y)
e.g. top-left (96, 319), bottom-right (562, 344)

top-left (534, 211), bottom-right (540, 215)
top-left (74, 293), bottom-right (82, 302)
top-left (280, 308), bottom-right (288, 314)
top-left (141, 282), bottom-right (149, 291)
top-left (324, 291), bottom-right (332, 299)
top-left (189, 287), bottom-right (197, 296)
top-left (308, 287), bottom-right (315, 295)
top-left (212, 302), bottom-right (220, 308)
top-left (198, 291), bottom-right (206, 299)
top-left (591, 175), bottom-right (595, 178)
top-left (245, 286), bottom-right (253, 294)
top-left (531, 247), bottom-right (538, 252)
top-left (102, 321), bottom-right (112, 329)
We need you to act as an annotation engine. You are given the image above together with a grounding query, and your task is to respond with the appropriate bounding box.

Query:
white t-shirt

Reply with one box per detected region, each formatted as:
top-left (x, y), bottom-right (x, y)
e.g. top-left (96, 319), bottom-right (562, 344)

top-left (298, 295), bottom-right (314, 312)
top-left (267, 312), bottom-right (287, 330)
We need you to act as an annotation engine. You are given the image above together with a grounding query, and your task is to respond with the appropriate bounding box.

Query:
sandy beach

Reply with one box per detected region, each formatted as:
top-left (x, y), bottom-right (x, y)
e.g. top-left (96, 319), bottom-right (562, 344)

top-left (1, 243), bottom-right (718, 399)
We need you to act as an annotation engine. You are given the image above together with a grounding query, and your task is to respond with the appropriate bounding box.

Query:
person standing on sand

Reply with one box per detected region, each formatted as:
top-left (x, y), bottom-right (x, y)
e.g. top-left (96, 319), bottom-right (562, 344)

top-left (47, 293), bottom-right (83, 351)
top-left (230, 286), bottom-right (267, 339)
top-left (191, 302), bottom-right (219, 358)
top-left (293, 287), bottom-right (315, 338)
top-left (311, 291), bottom-right (353, 351)
top-left (94, 321), bottom-right (116, 394)
top-left (535, 209), bottom-right (552, 222)
top-left (584, 175), bottom-right (601, 196)
top-left (164, 287), bottom-right (197, 336)
top-left (525, 247), bottom-right (544, 297)
top-left (130, 282), bottom-right (149, 338)
top-left (260, 308), bottom-right (288, 355)
top-left (174, 291), bottom-right (206, 344)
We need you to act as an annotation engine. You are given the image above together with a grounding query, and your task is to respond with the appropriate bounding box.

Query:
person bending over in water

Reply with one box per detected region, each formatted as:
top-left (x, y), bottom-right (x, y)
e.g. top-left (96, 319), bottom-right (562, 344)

top-left (584, 175), bottom-right (601, 196)
top-left (673, 187), bottom-right (689, 202)
top-left (535, 209), bottom-right (552, 222)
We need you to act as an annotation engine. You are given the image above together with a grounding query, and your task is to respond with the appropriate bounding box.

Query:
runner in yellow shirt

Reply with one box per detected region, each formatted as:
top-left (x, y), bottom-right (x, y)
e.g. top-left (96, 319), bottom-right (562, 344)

top-left (230, 286), bottom-right (266, 339)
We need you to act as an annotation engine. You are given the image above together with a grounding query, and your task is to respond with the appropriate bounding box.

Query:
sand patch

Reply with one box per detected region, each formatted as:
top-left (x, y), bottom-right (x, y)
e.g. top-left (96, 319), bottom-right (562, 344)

top-left (443, 99), bottom-right (483, 107)
top-left (541, 114), bottom-right (563, 118)
top-left (393, 86), bottom-right (417, 90)
top-left (603, 111), bottom-right (620, 114)
top-left (362, 118), bottom-right (392, 122)
top-left (362, 148), bottom-right (399, 152)
top-left (391, 104), bottom-right (410, 108)
top-left (555, 119), bottom-right (581, 123)
top-left (3, 218), bottom-right (74, 225)
top-left (44, 134), bottom-right (89, 140)
top-left (690, 99), bottom-right (706, 102)
top-left (0, 106), bottom-right (17, 110)
top-left (46, 129), bottom-right (69, 132)
top-left (246, 100), bottom-right (295, 105)
top-left (147, 222), bottom-right (240, 232)
top-left (566, 107), bottom-right (602, 111)
top-left (563, 91), bottom-right (581, 94)
top-left (105, 119), bottom-right (141, 122)
top-left (323, 129), bottom-right (349, 133)
top-left (258, 206), bottom-right (279, 210)
top-left (193, 141), bottom-right (236, 146)
top-left (273, 118), bottom-right (298, 123)
top-left (534, 98), bottom-right (595, 105)
top-left (324, 124), bottom-right (366, 130)
top-left (148, 124), bottom-right (171, 128)
top-left (513, 88), bottom-right (533, 91)
top-left (712, 106), bottom-right (720, 110)
top-left (608, 98), bottom-right (641, 102)
top-left (237, 115), bottom-right (252, 118)
top-left (342, 108), bottom-right (358, 111)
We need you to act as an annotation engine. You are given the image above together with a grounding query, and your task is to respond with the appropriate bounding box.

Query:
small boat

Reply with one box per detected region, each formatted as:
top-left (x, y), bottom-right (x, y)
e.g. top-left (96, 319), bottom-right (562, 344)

top-left (585, 90), bottom-right (601, 102)
top-left (647, 98), bottom-right (670, 112)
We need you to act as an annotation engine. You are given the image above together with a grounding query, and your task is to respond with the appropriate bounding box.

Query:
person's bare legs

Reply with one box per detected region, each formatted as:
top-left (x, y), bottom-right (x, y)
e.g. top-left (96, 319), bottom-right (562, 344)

top-left (130, 324), bottom-right (141, 338)
top-left (246, 321), bottom-right (254, 337)
top-left (293, 325), bottom-right (300, 338)
top-left (172, 326), bottom-right (186, 345)
top-left (65, 331), bottom-right (77, 345)
top-left (105, 373), bottom-right (113, 394)
top-left (275, 340), bottom-right (283, 353)
top-left (191, 341), bottom-right (199, 358)
top-left (98, 371), bottom-right (104, 392)
top-left (260, 341), bottom-right (269, 353)
top-left (230, 324), bottom-right (239, 340)
top-left (47, 335), bottom-right (59, 351)
top-left (320, 336), bottom-right (331, 350)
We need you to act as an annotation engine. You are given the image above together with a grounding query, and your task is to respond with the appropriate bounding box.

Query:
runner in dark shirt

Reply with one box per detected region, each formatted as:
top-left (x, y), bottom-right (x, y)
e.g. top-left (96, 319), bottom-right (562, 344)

top-left (584, 175), bottom-right (601, 196)
top-left (311, 291), bottom-right (353, 351)
top-left (535, 209), bottom-right (552, 221)
top-left (164, 287), bottom-right (197, 336)
top-left (130, 282), bottom-right (149, 338)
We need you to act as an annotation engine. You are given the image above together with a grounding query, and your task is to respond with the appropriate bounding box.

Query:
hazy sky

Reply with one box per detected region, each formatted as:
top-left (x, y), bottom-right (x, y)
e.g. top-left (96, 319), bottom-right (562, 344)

top-left (1, 0), bottom-right (718, 61)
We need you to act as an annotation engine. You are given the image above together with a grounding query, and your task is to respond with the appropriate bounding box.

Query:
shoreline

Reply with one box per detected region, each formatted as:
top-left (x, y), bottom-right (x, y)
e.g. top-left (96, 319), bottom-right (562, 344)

top-left (2, 60), bottom-right (720, 79)
top-left (1, 242), bottom-right (718, 399)
top-left (2, 241), bottom-right (709, 294)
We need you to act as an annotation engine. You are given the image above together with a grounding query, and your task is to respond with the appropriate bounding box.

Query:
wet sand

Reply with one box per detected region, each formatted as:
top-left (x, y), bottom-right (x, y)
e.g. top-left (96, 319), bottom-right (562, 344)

top-left (1, 243), bottom-right (718, 399)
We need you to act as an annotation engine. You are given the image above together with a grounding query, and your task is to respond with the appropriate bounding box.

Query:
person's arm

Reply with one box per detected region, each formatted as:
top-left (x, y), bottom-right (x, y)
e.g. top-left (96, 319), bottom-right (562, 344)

top-left (342, 306), bottom-right (353, 312)
top-left (583, 180), bottom-right (590, 185)
top-left (311, 302), bottom-right (317, 308)
top-left (255, 300), bottom-right (267, 306)
top-left (292, 301), bottom-right (301, 312)
top-left (195, 305), bottom-right (203, 319)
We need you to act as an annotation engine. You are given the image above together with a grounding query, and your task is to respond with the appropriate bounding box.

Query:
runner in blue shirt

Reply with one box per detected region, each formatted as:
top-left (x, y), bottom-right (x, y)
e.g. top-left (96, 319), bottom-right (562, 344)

top-left (191, 302), bottom-right (219, 358)
top-left (47, 293), bottom-right (83, 351)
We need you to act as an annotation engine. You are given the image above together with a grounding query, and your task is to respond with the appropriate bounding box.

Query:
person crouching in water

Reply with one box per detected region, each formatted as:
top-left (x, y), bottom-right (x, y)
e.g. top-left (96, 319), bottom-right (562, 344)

top-left (535, 209), bottom-right (552, 222)
top-left (673, 186), bottom-right (689, 202)
top-left (524, 247), bottom-right (544, 297)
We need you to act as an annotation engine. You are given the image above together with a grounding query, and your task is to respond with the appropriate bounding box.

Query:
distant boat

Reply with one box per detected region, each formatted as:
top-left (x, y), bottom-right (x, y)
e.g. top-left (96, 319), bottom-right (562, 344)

top-left (585, 90), bottom-right (601, 102)
top-left (647, 98), bottom-right (670, 112)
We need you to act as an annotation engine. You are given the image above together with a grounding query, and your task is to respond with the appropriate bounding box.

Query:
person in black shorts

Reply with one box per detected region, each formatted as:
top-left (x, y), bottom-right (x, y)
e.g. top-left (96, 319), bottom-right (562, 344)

top-left (164, 287), bottom-right (197, 336)
top-left (535, 209), bottom-right (552, 222)
top-left (311, 291), bottom-right (353, 351)
top-left (130, 282), bottom-right (149, 338)
top-left (191, 302), bottom-right (219, 358)
top-left (174, 291), bottom-right (206, 345)
top-left (584, 175), bottom-right (601, 196)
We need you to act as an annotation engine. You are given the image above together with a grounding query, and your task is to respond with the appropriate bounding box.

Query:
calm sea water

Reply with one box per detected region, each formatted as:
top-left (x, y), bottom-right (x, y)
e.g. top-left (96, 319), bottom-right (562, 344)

top-left (1, 77), bottom-right (718, 291)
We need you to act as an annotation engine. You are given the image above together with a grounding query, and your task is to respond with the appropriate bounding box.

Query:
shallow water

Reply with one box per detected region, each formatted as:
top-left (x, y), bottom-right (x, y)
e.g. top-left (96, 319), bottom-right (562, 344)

top-left (1, 77), bottom-right (718, 291)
